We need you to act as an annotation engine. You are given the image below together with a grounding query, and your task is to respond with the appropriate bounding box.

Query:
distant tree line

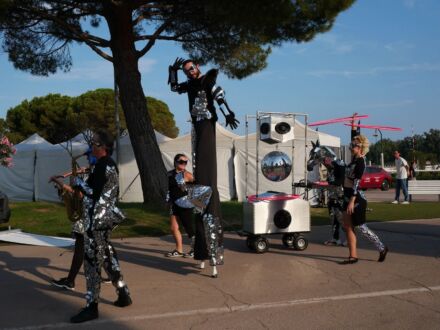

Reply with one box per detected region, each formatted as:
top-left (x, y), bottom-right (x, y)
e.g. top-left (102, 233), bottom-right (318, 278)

top-left (368, 129), bottom-right (440, 168)
top-left (0, 89), bottom-right (179, 144)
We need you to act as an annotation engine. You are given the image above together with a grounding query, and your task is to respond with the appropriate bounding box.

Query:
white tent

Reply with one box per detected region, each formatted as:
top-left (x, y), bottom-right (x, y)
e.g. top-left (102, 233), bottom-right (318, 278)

top-left (34, 130), bottom-right (172, 203)
top-left (233, 121), bottom-right (340, 201)
top-left (0, 134), bottom-right (52, 201)
top-left (34, 140), bottom-right (89, 202)
top-left (2, 122), bottom-right (340, 203)
top-left (118, 130), bottom-right (172, 202)
top-left (154, 123), bottom-right (239, 202)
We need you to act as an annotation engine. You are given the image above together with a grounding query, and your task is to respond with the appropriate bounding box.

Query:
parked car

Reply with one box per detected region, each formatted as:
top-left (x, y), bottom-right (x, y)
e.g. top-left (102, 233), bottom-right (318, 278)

top-left (360, 166), bottom-right (392, 191)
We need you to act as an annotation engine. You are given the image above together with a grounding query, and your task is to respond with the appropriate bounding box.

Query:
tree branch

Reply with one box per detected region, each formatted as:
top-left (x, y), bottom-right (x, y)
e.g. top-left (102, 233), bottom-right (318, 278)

top-left (135, 27), bottom-right (205, 43)
top-left (136, 21), bottom-right (169, 58)
top-left (20, 6), bottom-right (113, 62)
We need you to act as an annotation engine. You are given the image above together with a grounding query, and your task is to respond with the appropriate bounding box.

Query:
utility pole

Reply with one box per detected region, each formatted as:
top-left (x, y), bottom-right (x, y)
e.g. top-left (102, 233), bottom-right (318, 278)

top-left (374, 128), bottom-right (384, 167)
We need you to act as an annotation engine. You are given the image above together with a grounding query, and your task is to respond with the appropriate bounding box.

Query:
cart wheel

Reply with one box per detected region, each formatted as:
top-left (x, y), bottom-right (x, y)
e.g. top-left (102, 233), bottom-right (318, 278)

top-left (253, 237), bottom-right (269, 254)
top-left (246, 236), bottom-right (255, 250)
top-left (282, 234), bottom-right (295, 248)
top-left (293, 235), bottom-right (308, 251)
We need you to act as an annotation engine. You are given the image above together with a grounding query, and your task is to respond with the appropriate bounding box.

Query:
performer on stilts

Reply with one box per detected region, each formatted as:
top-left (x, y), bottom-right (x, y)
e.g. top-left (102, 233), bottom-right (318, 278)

top-left (168, 58), bottom-right (239, 277)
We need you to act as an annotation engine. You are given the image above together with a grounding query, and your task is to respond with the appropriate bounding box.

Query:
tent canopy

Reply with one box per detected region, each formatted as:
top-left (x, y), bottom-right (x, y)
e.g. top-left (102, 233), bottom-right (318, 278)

top-left (0, 122), bottom-right (341, 203)
top-left (0, 134), bottom-right (52, 201)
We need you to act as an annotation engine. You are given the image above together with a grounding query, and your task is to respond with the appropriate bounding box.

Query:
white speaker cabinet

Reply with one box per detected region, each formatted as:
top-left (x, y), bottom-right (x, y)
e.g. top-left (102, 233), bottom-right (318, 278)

top-left (259, 114), bottom-right (295, 144)
top-left (243, 196), bottom-right (310, 235)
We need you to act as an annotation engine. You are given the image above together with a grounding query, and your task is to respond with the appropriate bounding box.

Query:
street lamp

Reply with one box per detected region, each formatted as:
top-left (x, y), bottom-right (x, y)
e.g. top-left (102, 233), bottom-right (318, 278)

top-left (373, 128), bottom-right (384, 168)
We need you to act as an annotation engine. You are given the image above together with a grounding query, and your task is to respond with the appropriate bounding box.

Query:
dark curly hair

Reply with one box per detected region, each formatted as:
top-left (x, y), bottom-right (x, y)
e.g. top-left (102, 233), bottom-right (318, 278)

top-left (95, 130), bottom-right (114, 156)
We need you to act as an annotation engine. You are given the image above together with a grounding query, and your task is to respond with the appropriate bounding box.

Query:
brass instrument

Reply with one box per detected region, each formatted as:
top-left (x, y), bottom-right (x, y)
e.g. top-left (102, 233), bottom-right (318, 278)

top-left (52, 153), bottom-right (87, 223)
top-left (64, 154), bottom-right (85, 223)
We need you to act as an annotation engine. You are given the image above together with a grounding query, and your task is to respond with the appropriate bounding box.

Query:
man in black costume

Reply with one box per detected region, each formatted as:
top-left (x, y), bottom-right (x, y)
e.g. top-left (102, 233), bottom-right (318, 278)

top-left (168, 58), bottom-right (239, 274)
top-left (70, 131), bottom-right (131, 323)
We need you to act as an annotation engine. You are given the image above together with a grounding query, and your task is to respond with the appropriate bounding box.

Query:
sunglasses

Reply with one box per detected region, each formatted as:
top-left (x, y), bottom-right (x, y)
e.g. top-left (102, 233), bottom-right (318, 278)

top-left (91, 141), bottom-right (102, 147)
top-left (350, 142), bottom-right (361, 149)
top-left (176, 159), bottom-right (188, 165)
top-left (183, 64), bottom-right (197, 74)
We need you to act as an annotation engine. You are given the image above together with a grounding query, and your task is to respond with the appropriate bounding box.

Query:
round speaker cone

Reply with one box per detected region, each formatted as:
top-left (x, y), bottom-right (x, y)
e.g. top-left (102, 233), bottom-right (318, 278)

top-left (260, 123), bottom-right (270, 135)
top-left (274, 209), bottom-right (291, 229)
top-left (275, 122), bottom-right (291, 135)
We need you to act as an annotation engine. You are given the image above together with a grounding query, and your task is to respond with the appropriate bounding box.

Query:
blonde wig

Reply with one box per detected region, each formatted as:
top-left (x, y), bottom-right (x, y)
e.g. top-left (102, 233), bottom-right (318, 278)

top-left (353, 135), bottom-right (369, 156)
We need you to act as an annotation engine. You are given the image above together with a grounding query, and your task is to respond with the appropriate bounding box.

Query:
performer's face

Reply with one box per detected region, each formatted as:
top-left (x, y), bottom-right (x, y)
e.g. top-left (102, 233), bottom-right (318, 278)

top-left (91, 136), bottom-right (107, 158)
top-left (349, 141), bottom-right (361, 156)
top-left (175, 157), bottom-right (189, 171)
top-left (183, 62), bottom-right (200, 79)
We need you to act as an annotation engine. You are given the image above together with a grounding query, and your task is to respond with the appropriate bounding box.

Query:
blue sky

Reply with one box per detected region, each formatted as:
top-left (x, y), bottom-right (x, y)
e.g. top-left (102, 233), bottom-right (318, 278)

top-left (1, 0), bottom-right (439, 144)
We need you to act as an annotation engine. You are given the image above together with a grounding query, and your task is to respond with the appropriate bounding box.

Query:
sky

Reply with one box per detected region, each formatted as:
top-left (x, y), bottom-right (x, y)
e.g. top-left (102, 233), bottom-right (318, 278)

top-left (1, 0), bottom-right (439, 144)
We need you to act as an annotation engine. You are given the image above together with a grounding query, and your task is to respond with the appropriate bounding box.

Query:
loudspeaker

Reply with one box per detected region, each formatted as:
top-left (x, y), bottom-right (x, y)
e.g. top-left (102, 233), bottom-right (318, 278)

top-left (243, 196), bottom-right (310, 234)
top-left (259, 115), bottom-right (295, 144)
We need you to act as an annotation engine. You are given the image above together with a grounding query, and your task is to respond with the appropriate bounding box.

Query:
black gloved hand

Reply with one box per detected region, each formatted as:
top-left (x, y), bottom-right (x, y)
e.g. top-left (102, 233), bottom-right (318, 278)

top-left (168, 57), bottom-right (185, 85)
top-left (225, 113), bottom-right (239, 130)
top-left (171, 57), bottom-right (185, 71)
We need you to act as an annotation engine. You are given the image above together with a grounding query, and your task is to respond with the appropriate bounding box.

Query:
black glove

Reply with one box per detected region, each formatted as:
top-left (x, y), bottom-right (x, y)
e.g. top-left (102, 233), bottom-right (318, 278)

top-left (225, 113), bottom-right (239, 130)
top-left (168, 57), bottom-right (186, 85)
top-left (171, 57), bottom-right (185, 71)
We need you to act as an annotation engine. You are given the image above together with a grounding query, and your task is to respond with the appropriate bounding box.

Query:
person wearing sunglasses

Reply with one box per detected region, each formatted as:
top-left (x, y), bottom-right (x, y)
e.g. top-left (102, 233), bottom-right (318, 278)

top-left (165, 154), bottom-right (196, 258)
top-left (167, 58), bottom-right (237, 275)
top-left (340, 135), bottom-right (388, 264)
top-left (70, 131), bottom-right (132, 323)
top-left (49, 147), bottom-right (99, 292)
top-left (166, 153), bottom-right (213, 256)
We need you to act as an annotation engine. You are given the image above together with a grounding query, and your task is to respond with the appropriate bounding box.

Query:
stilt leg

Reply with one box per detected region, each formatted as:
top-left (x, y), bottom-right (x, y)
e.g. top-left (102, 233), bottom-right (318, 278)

top-left (211, 265), bottom-right (218, 278)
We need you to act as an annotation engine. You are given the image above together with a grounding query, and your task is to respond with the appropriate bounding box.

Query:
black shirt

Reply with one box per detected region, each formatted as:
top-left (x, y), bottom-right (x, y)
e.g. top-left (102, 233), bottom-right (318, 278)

top-left (176, 75), bottom-right (218, 123)
top-left (87, 156), bottom-right (118, 203)
top-left (167, 169), bottom-right (188, 202)
top-left (344, 156), bottom-right (366, 197)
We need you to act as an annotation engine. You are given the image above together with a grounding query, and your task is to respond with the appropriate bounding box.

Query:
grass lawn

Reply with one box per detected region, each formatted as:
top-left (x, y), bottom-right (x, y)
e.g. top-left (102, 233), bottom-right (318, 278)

top-left (0, 201), bottom-right (439, 238)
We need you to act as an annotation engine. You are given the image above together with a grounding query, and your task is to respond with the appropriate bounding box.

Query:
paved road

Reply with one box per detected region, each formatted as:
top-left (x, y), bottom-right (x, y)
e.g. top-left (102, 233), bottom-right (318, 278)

top-left (1, 219), bottom-right (440, 329)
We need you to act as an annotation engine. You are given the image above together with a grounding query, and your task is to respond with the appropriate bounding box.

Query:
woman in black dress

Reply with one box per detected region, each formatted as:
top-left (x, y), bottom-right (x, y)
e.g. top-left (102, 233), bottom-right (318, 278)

top-left (341, 135), bottom-right (388, 264)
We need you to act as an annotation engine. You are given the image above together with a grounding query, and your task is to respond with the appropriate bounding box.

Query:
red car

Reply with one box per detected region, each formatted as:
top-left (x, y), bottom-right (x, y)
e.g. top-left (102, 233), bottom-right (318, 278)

top-left (360, 166), bottom-right (392, 191)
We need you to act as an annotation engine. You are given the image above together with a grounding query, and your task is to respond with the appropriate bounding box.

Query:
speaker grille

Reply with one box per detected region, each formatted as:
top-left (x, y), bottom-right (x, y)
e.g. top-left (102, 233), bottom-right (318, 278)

top-left (260, 123), bottom-right (270, 135)
top-left (273, 209), bottom-right (291, 229)
top-left (275, 122), bottom-right (291, 135)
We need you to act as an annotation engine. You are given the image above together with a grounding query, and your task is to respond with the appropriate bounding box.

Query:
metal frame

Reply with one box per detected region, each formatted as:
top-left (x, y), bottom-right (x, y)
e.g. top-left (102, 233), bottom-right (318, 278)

top-left (245, 111), bottom-right (309, 199)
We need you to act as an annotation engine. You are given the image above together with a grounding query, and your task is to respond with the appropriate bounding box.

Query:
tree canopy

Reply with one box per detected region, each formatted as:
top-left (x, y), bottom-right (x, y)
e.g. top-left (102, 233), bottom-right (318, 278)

top-left (369, 129), bottom-right (440, 167)
top-left (0, 0), bottom-right (356, 203)
top-left (4, 89), bottom-right (178, 144)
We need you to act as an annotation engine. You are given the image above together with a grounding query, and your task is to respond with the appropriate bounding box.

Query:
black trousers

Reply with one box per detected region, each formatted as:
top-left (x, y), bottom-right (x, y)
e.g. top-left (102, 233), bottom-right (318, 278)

top-left (192, 119), bottom-right (223, 260)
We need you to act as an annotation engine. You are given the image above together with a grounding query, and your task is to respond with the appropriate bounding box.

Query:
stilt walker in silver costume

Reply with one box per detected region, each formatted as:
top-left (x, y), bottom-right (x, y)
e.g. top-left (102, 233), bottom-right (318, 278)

top-left (168, 58), bottom-right (239, 277)
top-left (70, 131), bottom-right (131, 323)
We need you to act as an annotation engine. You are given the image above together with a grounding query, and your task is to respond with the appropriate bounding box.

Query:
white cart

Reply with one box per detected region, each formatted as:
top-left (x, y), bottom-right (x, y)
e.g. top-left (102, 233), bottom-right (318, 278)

top-left (240, 112), bottom-right (311, 253)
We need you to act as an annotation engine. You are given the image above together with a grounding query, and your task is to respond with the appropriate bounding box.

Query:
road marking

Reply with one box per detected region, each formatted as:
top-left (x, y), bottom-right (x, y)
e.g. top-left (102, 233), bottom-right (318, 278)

top-left (5, 285), bottom-right (440, 329)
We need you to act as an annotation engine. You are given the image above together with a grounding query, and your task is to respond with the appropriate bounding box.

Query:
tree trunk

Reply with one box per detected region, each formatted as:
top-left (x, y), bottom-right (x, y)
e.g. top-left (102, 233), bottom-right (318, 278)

top-left (104, 3), bottom-right (167, 204)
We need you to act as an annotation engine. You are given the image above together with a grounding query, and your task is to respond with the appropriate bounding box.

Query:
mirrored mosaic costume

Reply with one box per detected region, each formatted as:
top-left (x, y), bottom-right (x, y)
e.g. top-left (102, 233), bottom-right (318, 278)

top-left (75, 156), bottom-right (130, 306)
top-left (307, 141), bottom-right (346, 243)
